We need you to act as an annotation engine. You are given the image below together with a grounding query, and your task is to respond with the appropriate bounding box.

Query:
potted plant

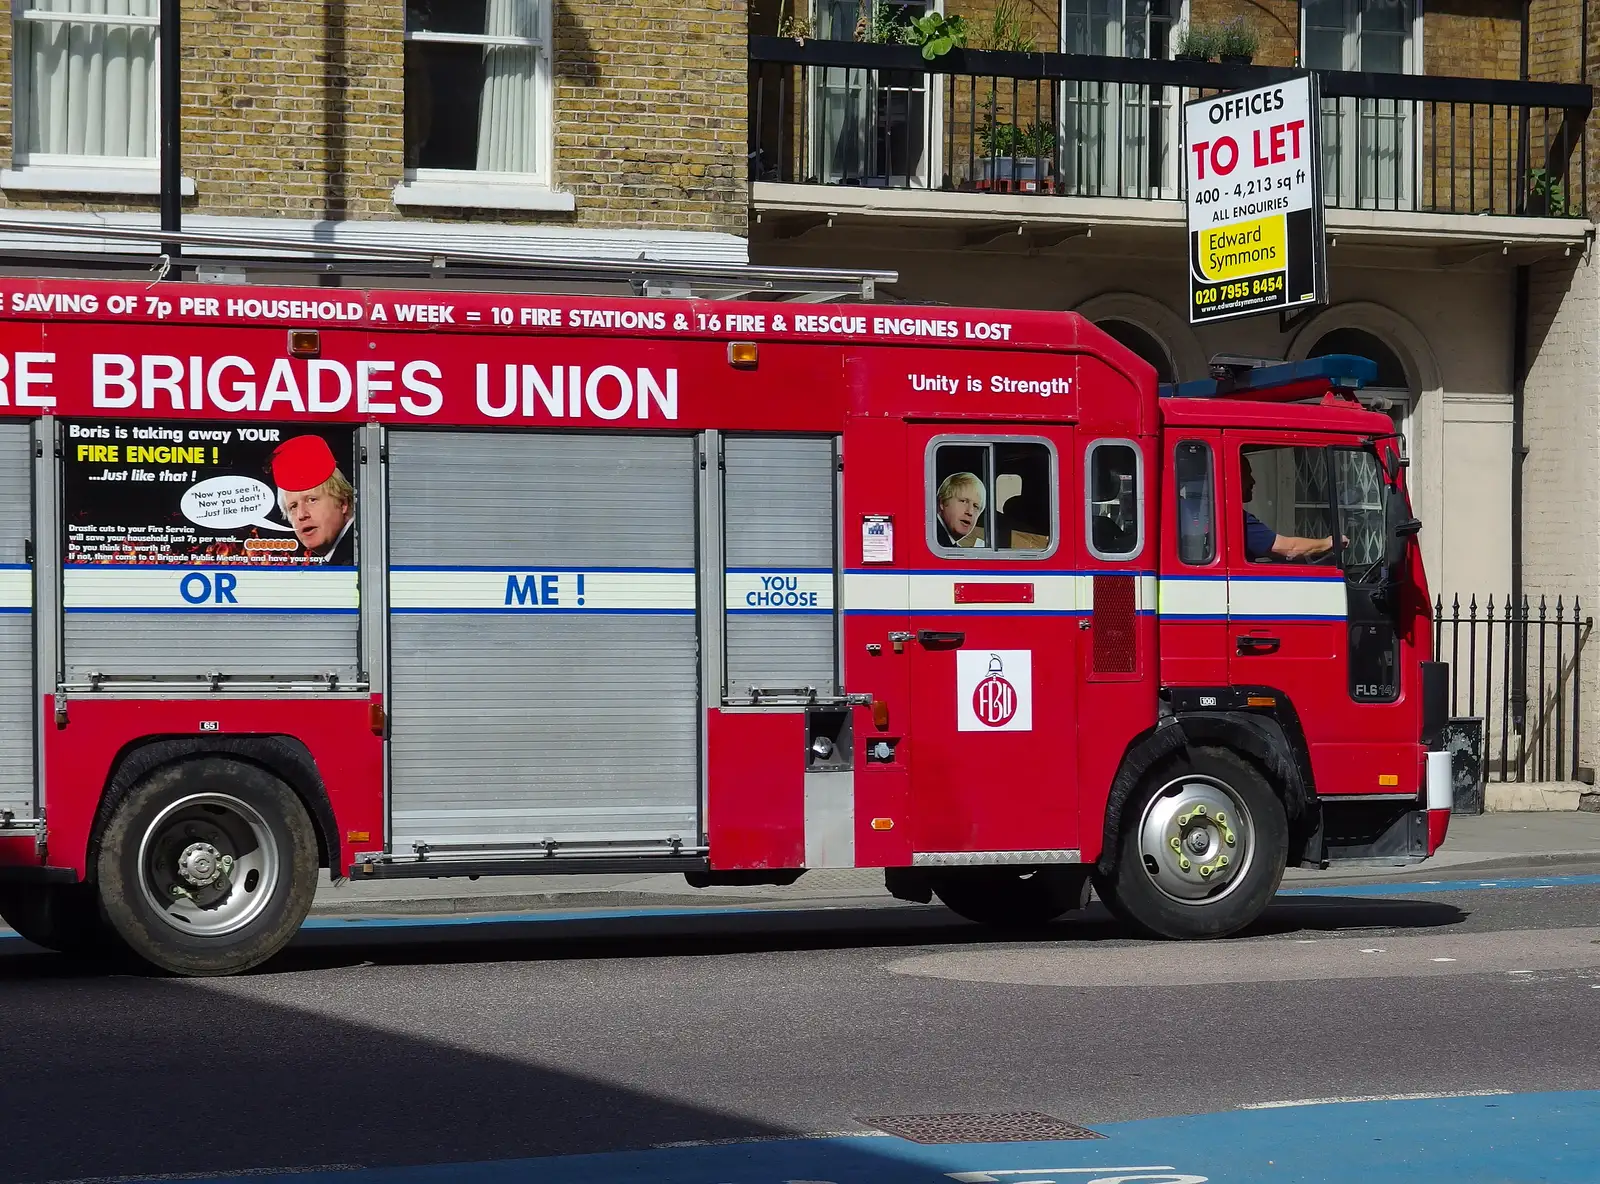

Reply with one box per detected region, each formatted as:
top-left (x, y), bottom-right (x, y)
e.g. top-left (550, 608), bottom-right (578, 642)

top-left (979, 119), bottom-right (1055, 186)
top-left (1172, 22), bottom-right (1216, 62)
top-left (904, 11), bottom-right (969, 59)
top-left (1216, 16), bottom-right (1259, 65)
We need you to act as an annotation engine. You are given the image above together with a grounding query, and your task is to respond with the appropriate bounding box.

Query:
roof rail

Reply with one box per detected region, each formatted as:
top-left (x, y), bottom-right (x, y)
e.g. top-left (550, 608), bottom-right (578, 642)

top-left (1159, 355), bottom-right (1379, 401)
top-left (0, 219), bottom-right (896, 301)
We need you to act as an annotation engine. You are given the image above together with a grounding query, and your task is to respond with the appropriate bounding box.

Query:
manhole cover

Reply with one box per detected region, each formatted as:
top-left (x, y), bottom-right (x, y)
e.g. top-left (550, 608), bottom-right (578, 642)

top-left (859, 1112), bottom-right (1107, 1144)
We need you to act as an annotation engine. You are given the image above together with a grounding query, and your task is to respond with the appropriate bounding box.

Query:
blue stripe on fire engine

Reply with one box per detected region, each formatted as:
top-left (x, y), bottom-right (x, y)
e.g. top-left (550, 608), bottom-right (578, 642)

top-left (0, 565), bottom-right (30, 612)
top-left (390, 567), bottom-right (696, 614)
top-left (1159, 576), bottom-right (1347, 621)
top-left (726, 568), bottom-right (834, 615)
top-left (840, 572), bottom-right (1160, 616)
top-left (63, 565), bottom-right (356, 614)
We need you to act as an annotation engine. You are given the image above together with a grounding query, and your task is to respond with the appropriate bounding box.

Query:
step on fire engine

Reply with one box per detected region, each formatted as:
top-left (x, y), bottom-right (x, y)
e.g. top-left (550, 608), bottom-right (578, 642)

top-left (0, 275), bottom-right (1452, 976)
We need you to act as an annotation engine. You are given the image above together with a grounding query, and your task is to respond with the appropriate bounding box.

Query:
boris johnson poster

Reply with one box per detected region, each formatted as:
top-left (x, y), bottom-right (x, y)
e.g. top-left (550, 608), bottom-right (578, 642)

top-left (64, 420), bottom-right (357, 566)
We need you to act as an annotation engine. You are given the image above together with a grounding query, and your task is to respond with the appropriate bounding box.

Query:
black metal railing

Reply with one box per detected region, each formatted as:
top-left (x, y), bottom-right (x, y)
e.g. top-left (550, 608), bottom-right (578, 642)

top-left (750, 36), bottom-right (1594, 217)
top-left (1434, 594), bottom-right (1594, 784)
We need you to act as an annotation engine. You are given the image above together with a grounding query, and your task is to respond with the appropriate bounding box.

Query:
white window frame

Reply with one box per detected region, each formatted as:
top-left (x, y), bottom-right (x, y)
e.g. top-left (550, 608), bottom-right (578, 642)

top-left (1084, 438), bottom-right (1145, 562)
top-left (1057, 0), bottom-right (1187, 200)
top-left (393, 2), bottom-right (567, 211)
top-left (4, 2), bottom-right (196, 196)
top-left (1300, 0), bottom-right (1424, 210)
top-left (807, 0), bottom-right (945, 190)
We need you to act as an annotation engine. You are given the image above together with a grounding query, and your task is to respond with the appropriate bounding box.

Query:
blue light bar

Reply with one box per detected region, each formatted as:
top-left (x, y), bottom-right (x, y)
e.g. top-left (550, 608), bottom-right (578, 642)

top-left (1159, 354), bottom-right (1380, 399)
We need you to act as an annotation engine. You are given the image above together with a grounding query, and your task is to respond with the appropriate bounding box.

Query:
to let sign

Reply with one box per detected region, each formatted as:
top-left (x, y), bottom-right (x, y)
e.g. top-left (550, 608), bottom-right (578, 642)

top-left (1184, 74), bottom-right (1326, 324)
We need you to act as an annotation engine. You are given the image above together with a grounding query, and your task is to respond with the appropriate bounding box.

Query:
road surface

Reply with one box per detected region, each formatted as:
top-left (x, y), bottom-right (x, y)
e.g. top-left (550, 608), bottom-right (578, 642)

top-left (2, 868), bottom-right (1599, 1183)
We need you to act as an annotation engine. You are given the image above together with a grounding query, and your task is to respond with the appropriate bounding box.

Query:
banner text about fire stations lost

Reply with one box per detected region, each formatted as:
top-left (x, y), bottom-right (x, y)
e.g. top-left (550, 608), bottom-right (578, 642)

top-left (1185, 75), bottom-right (1325, 324)
top-left (64, 420), bottom-right (358, 567)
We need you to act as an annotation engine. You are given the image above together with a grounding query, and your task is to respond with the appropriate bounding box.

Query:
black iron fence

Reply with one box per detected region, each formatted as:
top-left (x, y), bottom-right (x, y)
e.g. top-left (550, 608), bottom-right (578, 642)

top-left (1434, 594), bottom-right (1594, 784)
top-left (750, 36), bottom-right (1594, 218)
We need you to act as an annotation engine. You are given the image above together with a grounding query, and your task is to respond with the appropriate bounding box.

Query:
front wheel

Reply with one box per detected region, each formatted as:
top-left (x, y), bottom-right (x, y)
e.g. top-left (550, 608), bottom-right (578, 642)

top-left (1097, 746), bottom-right (1288, 940)
top-left (931, 865), bottom-right (1092, 928)
top-left (96, 758), bottom-right (318, 976)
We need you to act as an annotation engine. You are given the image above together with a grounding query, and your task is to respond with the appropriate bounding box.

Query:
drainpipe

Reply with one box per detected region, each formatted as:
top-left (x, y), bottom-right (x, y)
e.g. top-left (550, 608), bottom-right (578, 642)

top-left (159, 0), bottom-right (181, 276)
top-left (1511, 264), bottom-right (1529, 732)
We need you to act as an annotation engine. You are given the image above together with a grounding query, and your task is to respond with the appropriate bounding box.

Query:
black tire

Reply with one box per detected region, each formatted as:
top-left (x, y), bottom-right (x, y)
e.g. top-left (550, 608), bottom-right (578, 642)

top-left (1098, 745), bottom-right (1288, 940)
top-left (0, 881), bottom-right (112, 955)
top-left (96, 757), bottom-right (318, 976)
top-left (931, 866), bottom-right (1092, 928)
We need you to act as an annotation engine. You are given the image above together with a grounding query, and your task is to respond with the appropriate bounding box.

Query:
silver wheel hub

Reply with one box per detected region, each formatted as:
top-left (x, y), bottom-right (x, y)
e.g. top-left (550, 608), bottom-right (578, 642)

top-left (176, 842), bottom-right (230, 887)
top-left (137, 793), bottom-right (280, 937)
top-left (1136, 775), bottom-right (1256, 904)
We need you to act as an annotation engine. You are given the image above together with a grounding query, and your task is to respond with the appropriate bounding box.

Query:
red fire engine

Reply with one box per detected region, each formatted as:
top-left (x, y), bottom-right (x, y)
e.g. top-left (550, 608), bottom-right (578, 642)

top-left (0, 276), bottom-right (1452, 976)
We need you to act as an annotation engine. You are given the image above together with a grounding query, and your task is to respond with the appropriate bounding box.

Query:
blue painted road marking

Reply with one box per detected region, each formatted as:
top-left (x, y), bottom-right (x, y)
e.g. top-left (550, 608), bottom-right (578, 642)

top-left (74, 1091), bottom-right (1600, 1184)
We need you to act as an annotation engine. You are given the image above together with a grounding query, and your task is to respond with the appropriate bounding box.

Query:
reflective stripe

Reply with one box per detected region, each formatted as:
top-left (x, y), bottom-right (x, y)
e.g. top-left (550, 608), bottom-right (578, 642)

top-left (0, 566), bottom-right (30, 611)
top-left (391, 567), bottom-right (695, 613)
top-left (1227, 577), bottom-right (1347, 620)
top-left (64, 565), bottom-right (356, 612)
top-left (725, 569), bottom-right (834, 614)
top-left (1158, 576), bottom-right (1229, 619)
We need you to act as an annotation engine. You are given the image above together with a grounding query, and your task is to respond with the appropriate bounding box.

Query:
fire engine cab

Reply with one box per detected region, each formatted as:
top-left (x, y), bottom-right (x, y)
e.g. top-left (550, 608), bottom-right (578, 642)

top-left (0, 276), bottom-right (1452, 976)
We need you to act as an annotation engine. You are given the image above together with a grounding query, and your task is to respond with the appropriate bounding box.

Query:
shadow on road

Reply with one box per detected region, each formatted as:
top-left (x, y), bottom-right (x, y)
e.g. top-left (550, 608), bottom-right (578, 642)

top-left (0, 891), bottom-right (1468, 1182)
top-left (3, 892), bottom-right (1467, 981)
top-left (0, 942), bottom-right (923, 1184)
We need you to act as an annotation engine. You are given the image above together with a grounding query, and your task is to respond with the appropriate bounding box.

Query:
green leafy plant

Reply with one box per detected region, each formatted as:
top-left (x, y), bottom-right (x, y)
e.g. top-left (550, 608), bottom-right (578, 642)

top-left (856, 0), bottom-right (906, 44)
top-left (1214, 16), bottom-right (1259, 60)
top-left (978, 119), bottom-right (1055, 158)
top-left (905, 11), bottom-right (969, 58)
top-left (1172, 22), bottom-right (1217, 60)
top-left (775, 0), bottom-right (812, 41)
top-left (1527, 167), bottom-right (1572, 217)
top-left (978, 0), bottom-right (1036, 52)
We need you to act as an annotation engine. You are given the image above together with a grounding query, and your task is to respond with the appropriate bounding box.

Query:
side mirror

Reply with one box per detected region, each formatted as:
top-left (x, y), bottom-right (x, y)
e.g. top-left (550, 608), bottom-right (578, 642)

top-left (1382, 485), bottom-right (1420, 571)
top-left (1386, 517), bottom-right (1420, 568)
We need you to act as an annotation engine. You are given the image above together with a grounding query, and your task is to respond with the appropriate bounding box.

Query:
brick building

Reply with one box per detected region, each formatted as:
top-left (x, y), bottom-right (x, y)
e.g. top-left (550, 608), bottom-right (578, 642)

top-left (747, 0), bottom-right (1600, 786)
top-left (0, 0), bottom-right (1594, 784)
top-left (0, 1), bottom-right (751, 272)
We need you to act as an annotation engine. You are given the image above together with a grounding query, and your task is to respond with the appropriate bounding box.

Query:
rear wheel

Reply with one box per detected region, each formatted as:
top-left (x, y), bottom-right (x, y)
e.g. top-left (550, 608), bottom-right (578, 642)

top-left (0, 882), bottom-right (111, 955)
top-left (96, 758), bottom-right (318, 976)
top-left (1098, 746), bottom-right (1288, 940)
top-left (931, 865), bottom-right (1092, 928)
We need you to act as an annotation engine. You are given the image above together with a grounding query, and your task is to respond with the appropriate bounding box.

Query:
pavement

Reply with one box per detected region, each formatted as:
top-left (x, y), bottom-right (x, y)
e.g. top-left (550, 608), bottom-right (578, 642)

top-left (309, 808), bottom-right (1600, 918)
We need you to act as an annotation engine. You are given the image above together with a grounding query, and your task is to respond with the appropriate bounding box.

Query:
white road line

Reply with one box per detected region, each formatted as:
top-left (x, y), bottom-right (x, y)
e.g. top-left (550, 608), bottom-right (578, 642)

top-left (652, 1131), bottom-right (888, 1149)
top-left (1240, 1089), bottom-right (1511, 1110)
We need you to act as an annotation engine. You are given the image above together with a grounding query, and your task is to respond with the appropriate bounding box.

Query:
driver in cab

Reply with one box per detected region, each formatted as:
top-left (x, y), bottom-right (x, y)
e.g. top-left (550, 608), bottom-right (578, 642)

top-left (1241, 453), bottom-right (1336, 563)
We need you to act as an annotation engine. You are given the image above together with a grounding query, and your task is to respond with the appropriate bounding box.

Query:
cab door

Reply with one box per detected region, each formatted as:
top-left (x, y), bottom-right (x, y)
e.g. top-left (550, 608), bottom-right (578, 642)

top-left (1223, 432), bottom-right (1418, 796)
top-left (904, 426), bottom-right (1078, 857)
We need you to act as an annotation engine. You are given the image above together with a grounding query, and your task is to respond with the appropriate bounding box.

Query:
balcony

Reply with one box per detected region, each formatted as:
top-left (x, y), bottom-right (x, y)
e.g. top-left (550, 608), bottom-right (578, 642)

top-left (749, 36), bottom-right (1595, 252)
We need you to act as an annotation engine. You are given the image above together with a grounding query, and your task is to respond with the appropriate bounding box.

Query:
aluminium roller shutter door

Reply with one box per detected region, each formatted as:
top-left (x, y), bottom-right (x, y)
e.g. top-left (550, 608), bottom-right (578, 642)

top-left (722, 436), bottom-right (838, 702)
top-left (388, 431), bottom-right (699, 852)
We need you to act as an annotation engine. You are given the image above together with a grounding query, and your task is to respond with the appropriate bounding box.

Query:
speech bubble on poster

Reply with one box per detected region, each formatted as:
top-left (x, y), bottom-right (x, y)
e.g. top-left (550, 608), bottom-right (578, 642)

top-left (180, 476), bottom-right (294, 532)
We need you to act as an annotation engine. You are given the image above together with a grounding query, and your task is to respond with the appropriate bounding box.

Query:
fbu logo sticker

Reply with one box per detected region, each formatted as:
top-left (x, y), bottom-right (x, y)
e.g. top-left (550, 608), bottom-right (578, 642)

top-left (956, 650), bottom-right (1033, 732)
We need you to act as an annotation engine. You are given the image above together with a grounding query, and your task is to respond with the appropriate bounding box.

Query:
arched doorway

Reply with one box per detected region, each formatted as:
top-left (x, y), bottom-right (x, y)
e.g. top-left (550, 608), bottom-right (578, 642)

top-left (1073, 293), bottom-right (1207, 382)
top-left (1098, 318), bottom-right (1177, 385)
top-left (1307, 326), bottom-right (1412, 452)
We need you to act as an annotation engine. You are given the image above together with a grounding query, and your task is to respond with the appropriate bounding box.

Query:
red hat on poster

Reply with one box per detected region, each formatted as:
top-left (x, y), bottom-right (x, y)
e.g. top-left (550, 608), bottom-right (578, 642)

top-left (270, 435), bottom-right (337, 493)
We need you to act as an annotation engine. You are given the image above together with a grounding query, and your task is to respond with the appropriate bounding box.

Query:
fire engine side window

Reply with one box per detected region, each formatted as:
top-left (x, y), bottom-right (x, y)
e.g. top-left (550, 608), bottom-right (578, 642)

top-left (1240, 445), bottom-right (1334, 563)
top-left (1174, 441), bottom-right (1215, 565)
top-left (1086, 440), bottom-right (1143, 560)
top-left (930, 440), bottom-right (1055, 556)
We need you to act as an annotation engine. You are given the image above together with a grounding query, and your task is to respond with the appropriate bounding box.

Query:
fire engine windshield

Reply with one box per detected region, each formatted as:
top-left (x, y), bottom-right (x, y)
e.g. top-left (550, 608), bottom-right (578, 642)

top-left (1333, 447), bottom-right (1388, 581)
